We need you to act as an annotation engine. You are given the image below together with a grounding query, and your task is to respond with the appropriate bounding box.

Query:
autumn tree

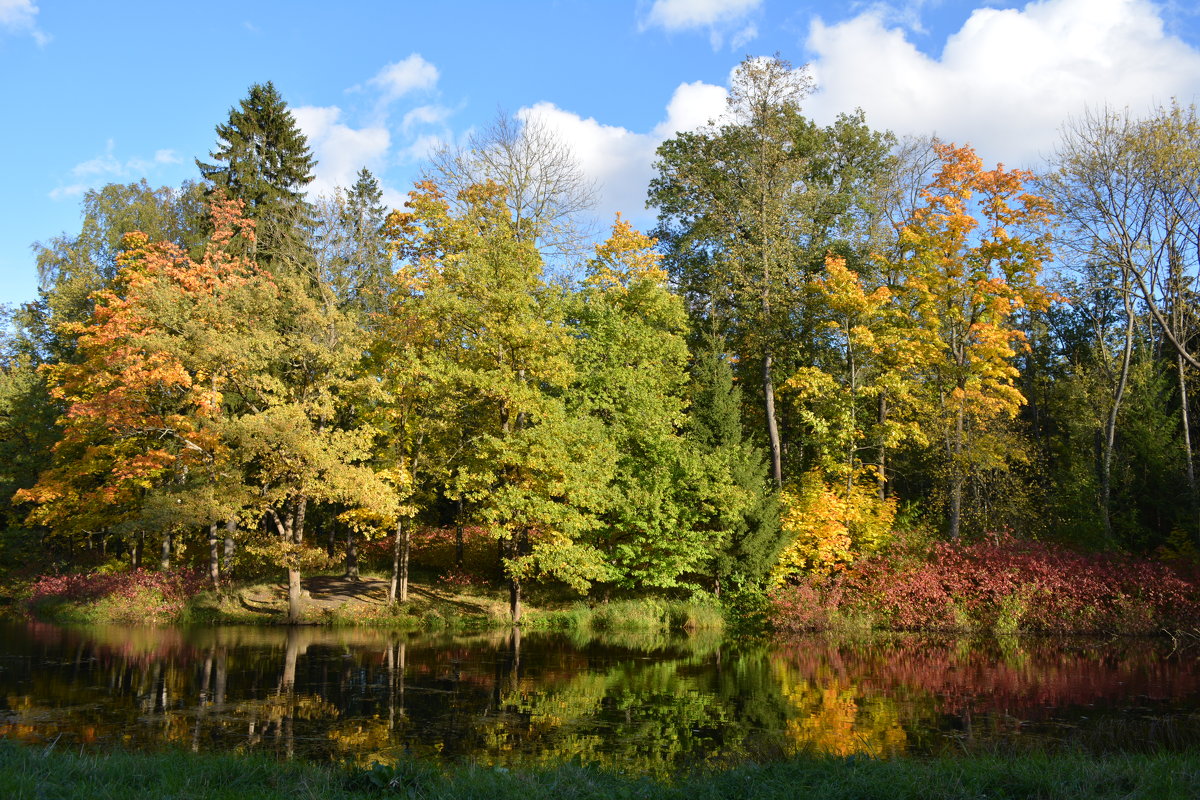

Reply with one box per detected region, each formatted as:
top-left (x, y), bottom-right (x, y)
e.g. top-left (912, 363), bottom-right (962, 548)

top-left (650, 55), bottom-right (894, 488)
top-left (385, 181), bottom-right (612, 621)
top-left (892, 143), bottom-right (1054, 540)
top-left (16, 196), bottom-right (273, 581)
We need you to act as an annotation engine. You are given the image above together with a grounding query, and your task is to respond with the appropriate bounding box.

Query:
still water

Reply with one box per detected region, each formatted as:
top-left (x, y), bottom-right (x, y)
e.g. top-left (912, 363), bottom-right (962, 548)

top-left (1, 623), bottom-right (1199, 774)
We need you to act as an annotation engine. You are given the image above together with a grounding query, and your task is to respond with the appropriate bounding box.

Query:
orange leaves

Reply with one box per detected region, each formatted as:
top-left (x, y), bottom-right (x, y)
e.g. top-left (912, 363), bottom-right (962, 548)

top-left (20, 197), bottom-right (268, 535)
top-left (899, 143), bottom-right (1054, 420)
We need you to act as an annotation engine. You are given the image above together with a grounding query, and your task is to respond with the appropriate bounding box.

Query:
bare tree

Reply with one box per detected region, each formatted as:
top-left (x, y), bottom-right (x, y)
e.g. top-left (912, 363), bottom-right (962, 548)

top-left (424, 111), bottom-right (598, 268)
top-left (1050, 103), bottom-right (1200, 537)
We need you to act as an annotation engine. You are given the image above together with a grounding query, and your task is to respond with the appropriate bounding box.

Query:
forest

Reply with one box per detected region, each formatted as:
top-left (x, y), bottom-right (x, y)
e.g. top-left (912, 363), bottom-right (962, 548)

top-left (4, 55), bottom-right (1200, 628)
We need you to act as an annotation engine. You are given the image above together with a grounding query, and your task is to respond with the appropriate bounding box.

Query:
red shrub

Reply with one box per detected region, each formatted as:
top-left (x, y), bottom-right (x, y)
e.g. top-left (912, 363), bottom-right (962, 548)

top-left (770, 536), bottom-right (1200, 634)
top-left (27, 568), bottom-right (206, 624)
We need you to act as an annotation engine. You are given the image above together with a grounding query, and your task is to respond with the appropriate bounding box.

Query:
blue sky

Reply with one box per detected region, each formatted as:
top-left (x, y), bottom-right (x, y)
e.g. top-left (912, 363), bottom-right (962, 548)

top-left (3, 0), bottom-right (1199, 307)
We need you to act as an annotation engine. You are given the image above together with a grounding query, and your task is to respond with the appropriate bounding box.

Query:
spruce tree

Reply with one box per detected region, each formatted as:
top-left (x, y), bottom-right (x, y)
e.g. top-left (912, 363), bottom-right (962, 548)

top-left (197, 82), bottom-right (316, 267)
top-left (341, 168), bottom-right (390, 313)
top-left (687, 333), bottom-right (783, 593)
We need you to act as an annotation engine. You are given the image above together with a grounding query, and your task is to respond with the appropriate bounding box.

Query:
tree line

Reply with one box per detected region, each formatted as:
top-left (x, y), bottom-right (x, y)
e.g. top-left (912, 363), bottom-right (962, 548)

top-left (3, 57), bottom-right (1199, 621)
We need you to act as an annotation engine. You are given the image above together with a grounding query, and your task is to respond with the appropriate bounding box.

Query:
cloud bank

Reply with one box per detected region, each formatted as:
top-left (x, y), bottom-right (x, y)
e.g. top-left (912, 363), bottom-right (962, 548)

top-left (802, 0), bottom-right (1200, 167)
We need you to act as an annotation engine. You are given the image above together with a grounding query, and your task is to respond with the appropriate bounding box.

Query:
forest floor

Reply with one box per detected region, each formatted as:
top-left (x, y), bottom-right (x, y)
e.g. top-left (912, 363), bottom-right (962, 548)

top-left (226, 573), bottom-right (509, 627)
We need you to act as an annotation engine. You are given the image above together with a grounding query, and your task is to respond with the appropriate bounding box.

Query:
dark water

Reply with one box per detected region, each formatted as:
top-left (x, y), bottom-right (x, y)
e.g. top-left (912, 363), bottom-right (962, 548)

top-left (1, 623), bottom-right (1199, 774)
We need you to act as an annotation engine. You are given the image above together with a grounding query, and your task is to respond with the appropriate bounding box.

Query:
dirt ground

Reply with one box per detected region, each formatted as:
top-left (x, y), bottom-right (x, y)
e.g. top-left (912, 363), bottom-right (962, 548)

top-left (237, 574), bottom-right (497, 618)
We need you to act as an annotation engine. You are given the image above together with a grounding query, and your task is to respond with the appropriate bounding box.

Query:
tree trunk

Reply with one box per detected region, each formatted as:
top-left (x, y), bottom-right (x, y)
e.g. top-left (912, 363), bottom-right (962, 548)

top-left (275, 496), bottom-right (308, 625)
top-left (160, 531), bottom-right (172, 570)
top-left (345, 525), bottom-right (359, 581)
top-left (223, 520), bottom-right (236, 575)
top-left (509, 529), bottom-right (527, 624)
top-left (948, 406), bottom-right (964, 541)
top-left (1102, 292), bottom-right (1135, 542)
top-left (208, 522), bottom-right (220, 589)
top-left (455, 497), bottom-right (464, 570)
top-left (287, 567), bottom-right (302, 623)
top-left (388, 518), bottom-right (410, 604)
top-left (1180, 353), bottom-right (1199, 541)
top-left (763, 352), bottom-right (783, 488)
top-left (877, 394), bottom-right (888, 500)
top-left (509, 573), bottom-right (522, 624)
top-left (132, 531), bottom-right (144, 570)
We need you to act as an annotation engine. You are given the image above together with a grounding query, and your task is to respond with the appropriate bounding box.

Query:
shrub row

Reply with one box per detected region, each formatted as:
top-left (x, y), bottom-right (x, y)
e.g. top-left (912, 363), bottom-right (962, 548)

top-left (770, 536), bottom-right (1200, 635)
top-left (26, 568), bottom-right (207, 625)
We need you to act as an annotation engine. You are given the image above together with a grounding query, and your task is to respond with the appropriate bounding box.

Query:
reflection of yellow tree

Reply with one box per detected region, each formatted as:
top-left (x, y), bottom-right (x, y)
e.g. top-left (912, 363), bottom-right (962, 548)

top-left (770, 654), bottom-right (908, 757)
top-left (327, 719), bottom-right (395, 765)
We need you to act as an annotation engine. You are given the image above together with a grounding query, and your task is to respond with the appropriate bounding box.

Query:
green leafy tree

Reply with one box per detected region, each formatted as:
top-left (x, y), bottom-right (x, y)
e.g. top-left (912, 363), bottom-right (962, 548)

top-left (686, 333), bottom-right (782, 593)
top-left (568, 218), bottom-right (707, 591)
top-left (649, 56), bottom-right (894, 488)
top-left (385, 181), bottom-right (612, 620)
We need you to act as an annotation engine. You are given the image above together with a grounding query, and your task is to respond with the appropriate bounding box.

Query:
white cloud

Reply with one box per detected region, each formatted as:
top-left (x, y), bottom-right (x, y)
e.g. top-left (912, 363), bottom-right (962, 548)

top-left (653, 80), bottom-right (729, 138)
top-left (0, 0), bottom-right (48, 44)
top-left (402, 104), bottom-right (453, 134)
top-left (48, 141), bottom-right (180, 200)
top-left (730, 23), bottom-right (758, 50)
top-left (401, 132), bottom-right (448, 164)
top-left (292, 105), bottom-right (391, 198)
top-left (802, 0), bottom-right (1200, 168)
top-left (517, 80), bottom-right (728, 225)
top-left (644, 0), bottom-right (760, 31)
top-left (365, 54), bottom-right (439, 105)
top-left (642, 0), bottom-right (761, 50)
top-left (48, 184), bottom-right (87, 201)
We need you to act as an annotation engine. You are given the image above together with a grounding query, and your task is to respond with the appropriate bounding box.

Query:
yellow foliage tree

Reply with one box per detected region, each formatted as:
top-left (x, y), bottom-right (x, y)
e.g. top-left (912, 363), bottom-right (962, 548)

top-left (773, 470), bottom-right (896, 582)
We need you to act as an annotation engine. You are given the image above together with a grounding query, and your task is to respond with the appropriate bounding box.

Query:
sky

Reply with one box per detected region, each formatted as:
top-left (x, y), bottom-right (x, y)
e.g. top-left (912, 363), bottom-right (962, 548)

top-left (2, 0), bottom-right (1199, 307)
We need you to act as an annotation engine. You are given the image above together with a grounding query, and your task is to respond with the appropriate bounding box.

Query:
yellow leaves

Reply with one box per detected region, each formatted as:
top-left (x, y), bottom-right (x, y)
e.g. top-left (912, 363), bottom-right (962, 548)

top-left (586, 215), bottom-right (666, 292)
top-left (773, 471), bottom-right (896, 583)
top-left (784, 365), bottom-right (838, 400)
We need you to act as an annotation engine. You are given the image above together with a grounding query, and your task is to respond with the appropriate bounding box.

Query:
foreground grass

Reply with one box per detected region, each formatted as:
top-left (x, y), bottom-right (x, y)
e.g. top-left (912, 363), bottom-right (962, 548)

top-left (2, 744), bottom-right (1200, 800)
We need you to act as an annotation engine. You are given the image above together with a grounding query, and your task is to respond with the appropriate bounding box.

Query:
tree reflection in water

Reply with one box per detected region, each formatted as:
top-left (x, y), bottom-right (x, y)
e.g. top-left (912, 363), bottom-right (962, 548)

top-left (0, 623), bottom-right (1198, 775)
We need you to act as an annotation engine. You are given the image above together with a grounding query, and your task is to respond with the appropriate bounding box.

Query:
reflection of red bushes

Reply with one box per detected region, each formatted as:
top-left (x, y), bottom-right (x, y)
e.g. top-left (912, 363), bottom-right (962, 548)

top-left (772, 635), bottom-right (1200, 719)
top-left (772, 536), bottom-right (1200, 633)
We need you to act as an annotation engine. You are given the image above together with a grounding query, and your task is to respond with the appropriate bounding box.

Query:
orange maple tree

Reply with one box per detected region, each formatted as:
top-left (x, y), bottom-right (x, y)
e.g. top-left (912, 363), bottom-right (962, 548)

top-left (17, 195), bottom-right (273, 562)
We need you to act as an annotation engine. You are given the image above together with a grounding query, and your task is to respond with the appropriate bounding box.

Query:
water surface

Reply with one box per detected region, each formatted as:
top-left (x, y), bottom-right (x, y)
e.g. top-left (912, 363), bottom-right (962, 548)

top-left (1, 623), bottom-right (1198, 774)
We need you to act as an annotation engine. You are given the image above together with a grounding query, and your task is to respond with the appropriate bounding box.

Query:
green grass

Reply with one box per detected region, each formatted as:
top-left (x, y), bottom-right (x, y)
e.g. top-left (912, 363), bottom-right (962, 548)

top-left (524, 597), bottom-right (725, 636)
top-left (3, 743), bottom-right (1200, 799)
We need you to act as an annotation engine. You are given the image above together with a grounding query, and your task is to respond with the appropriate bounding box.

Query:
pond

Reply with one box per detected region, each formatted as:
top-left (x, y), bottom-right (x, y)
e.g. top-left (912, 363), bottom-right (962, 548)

top-left (1, 623), bottom-right (1199, 775)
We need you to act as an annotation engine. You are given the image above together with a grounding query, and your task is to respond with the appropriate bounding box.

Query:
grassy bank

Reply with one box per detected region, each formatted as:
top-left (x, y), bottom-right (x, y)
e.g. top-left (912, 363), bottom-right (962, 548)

top-left (2, 743), bottom-right (1199, 800)
top-left (9, 566), bottom-right (727, 639)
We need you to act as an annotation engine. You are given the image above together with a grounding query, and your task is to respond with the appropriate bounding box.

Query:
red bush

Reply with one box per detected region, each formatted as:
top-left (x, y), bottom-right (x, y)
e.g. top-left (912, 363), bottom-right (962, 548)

top-left (770, 536), bottom-right (1200, 634)
top-left (27, 568), bottom-right (206, 623)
